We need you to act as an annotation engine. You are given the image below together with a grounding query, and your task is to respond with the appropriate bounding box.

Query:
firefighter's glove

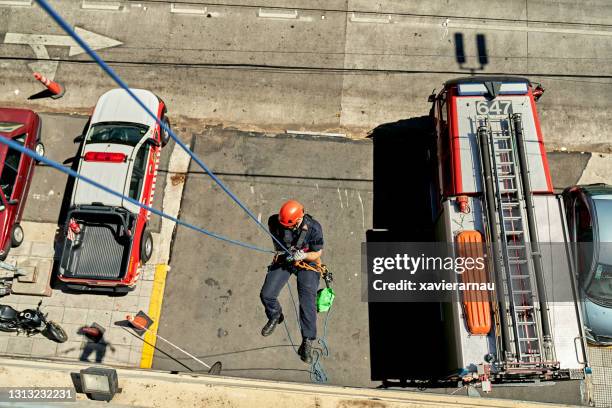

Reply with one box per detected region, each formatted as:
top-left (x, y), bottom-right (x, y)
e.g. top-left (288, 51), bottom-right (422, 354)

top-left (289, 249), bottom-right (307, 262)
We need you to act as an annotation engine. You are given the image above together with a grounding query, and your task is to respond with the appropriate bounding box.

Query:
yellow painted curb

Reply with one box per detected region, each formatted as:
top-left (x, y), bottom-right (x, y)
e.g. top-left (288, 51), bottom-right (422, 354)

top-left (140, 264), bottom-right (169, 369)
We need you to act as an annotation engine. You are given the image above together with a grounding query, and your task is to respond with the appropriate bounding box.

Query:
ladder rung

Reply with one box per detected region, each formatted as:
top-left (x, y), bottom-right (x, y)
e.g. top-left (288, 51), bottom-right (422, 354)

top-left (516, 321), bottom-right (536, 325)
top-left (515, 306), bottom-right (534, 310)
top-left (512, 290), bottom-right (532, 294)
top-left (500, 188), bottom-right (518, 193)
top-left (504, 216), bottom-right (522, 220)
top-left (498, 162), bottom-right (515, 166)
top-left (507, 245), bottom-right (525, 249)
top-left (510, 274), bottom-right (530, 279)
top-left (509, 259), bottom-right (528, 265)
top-left (518, 337), bottom-right (540, 341)
top-left (505, 230), bottom-right (524, 235)
top-left (496, 148), bottom-right (513, 153)
top-left (501, 202), bottom-right (520, 207)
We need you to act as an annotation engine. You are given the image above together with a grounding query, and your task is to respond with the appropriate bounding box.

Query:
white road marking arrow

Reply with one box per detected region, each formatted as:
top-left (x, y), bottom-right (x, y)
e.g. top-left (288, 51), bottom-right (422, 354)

top-left (4, 26), bottom-right (123, 57)
top-left (3, 27), bottom-right (122, 81)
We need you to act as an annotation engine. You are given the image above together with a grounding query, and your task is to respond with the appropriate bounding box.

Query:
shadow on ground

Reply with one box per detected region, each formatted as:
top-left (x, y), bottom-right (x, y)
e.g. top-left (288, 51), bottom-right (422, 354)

top-left (367, 116), bottom-right (450, 385)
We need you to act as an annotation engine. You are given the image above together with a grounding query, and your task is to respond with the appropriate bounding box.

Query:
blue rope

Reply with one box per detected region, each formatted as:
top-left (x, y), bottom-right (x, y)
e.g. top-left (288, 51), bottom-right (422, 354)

top-left (284, 283), bottom-right (331, 383)
top-left (312, 304), bottom-right (333, 383)
top-left (0, 138), bottom-right (273, 254)
top-left (33, 0), bottom-right (290, 257)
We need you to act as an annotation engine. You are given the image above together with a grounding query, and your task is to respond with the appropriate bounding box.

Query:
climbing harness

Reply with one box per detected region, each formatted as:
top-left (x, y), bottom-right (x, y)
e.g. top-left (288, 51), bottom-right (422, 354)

top-left (292, 261), bottom-right (336, 313)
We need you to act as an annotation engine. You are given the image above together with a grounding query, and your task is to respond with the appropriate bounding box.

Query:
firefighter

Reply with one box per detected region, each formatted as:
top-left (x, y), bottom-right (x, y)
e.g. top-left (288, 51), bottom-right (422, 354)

top-left (260, 200), bottom-right (324, 364)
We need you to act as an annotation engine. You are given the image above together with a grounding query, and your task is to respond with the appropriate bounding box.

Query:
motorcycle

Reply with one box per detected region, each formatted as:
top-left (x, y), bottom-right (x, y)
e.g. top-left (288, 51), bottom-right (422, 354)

top-left (0, 300), bottom-right (68, 343)
top-left (0, 276), bottom-right (12, 297)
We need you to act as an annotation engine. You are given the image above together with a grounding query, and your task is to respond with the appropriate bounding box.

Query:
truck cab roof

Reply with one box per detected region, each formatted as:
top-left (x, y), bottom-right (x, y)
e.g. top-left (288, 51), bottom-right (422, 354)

top-left (444, 76), bottom-right (531, 87)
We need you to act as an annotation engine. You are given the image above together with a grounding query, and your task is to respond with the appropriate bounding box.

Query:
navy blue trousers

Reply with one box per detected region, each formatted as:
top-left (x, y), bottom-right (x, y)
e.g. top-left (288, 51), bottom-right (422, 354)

top-left (260, 264), bottom-right (320, 340)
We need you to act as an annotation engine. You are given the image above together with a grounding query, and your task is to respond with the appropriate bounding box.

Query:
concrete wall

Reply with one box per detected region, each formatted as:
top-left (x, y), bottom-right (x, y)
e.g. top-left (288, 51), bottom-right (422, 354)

top-left (0, 357), bottom-right (568, 408)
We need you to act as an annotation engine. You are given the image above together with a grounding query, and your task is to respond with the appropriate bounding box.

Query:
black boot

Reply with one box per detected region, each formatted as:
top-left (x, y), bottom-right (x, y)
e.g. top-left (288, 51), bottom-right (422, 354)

top-left (261, 313), bottom-right (284, 337)
top-left (298, 338), bottom-right (313, 364)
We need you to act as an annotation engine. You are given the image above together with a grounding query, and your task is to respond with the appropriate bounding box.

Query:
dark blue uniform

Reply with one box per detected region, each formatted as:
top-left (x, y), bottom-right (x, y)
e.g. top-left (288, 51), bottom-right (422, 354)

top-left (260, 214), bottom-right (324, 340)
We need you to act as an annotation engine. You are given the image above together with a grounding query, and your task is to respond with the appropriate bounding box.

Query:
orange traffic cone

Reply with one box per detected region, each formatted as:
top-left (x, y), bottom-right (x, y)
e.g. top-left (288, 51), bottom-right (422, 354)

top-left (127, 314), bottom-right (148, 330)
top-left (126, 311), bottom-right (153, 335)
top-left (33, 72), bottom-right (65, 99)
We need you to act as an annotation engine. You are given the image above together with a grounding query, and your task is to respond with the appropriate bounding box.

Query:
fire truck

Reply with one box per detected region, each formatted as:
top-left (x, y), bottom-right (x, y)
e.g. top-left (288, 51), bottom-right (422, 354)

top-left (429, 76), bottom-right (588, 383)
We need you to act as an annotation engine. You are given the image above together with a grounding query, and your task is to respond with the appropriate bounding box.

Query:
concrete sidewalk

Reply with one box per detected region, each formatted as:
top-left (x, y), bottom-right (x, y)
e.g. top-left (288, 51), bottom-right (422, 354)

top-left (0, 221), bottom-right (157, 367)
top-left (0, 137), bottom-right (190, 369)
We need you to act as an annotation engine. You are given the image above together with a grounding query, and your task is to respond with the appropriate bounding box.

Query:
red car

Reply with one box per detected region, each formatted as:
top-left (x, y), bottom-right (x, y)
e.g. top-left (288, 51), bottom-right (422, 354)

top-left (0, 108), bottom-right (45, 260)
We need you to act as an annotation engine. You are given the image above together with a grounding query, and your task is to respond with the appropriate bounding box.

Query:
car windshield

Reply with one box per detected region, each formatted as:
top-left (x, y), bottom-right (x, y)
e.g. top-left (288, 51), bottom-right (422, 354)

top-left (87, 122), bottom-right (149, 146)
top-left (0, 122), bottom-right (24, 134)
top-left (587, 263), bottom-right (612, 302)
top-left (0, 135), bottom-right (24, 199)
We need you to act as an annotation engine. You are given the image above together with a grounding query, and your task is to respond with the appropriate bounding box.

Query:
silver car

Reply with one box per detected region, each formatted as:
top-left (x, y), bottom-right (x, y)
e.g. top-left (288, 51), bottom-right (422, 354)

top-left (564, 184), bottom-right (612, 345)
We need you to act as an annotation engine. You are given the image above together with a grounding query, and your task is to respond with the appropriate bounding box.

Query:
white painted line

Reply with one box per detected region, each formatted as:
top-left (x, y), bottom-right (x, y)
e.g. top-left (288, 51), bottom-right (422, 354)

top-left (447, 20), bottom-right (612, 37)
top-left (170, 3), bottom-right (207, 15)
top-left (350, 13), bottom-right (391, 24)
top-left (0, 0), bottom-right (32, 6)
top-left (286, 130), bottom-right (346, 138)
top-left (81, 0), bottom-right (122, 10)
top-left (257, 8), bottom-right (298, 19)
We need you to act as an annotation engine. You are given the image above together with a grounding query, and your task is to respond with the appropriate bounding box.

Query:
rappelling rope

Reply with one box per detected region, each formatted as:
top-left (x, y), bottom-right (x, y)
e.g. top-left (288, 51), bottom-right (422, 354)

top-left (33, 0), bottom-right (331, 383)
top-left (0, 138), bottom-right (272, 254)
top-left (284, 261), bottom-right (332, 383)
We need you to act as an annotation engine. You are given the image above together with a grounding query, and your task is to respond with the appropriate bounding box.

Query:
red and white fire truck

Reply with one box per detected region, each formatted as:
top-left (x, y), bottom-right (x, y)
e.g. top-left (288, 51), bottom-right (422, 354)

top-left (57, 89), bottom-right (169, 293)
top-left (429, 77), bottom-right (588, 383)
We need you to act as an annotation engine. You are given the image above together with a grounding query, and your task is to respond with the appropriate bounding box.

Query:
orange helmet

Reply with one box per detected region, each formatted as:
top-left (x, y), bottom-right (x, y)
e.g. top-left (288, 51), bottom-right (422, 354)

top-left (278, 200), bottom-right (304, 227)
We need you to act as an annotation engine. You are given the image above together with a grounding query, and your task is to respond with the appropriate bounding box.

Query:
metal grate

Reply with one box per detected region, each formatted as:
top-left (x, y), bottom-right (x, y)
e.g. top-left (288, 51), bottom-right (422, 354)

top-left (589, 346), bottom-right (612, 407)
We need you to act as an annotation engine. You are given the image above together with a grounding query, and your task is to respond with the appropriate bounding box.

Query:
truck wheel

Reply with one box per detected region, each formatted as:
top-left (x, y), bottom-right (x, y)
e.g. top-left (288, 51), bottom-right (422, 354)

top-left (160, 117), bottom-right (171, 146)
top-left (11, 224), bottom-right (24, 248)
top-left (141, 230), bottom-right (153, 263)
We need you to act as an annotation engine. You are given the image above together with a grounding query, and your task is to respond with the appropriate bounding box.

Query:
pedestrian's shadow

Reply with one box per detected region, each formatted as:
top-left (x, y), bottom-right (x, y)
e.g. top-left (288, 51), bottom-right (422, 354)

top-left (77, 324), bottom-right (116, 363)
top-left (366, 116), bottom-right (450, 387)
top-left (80, 338), bottom-right (115, 363)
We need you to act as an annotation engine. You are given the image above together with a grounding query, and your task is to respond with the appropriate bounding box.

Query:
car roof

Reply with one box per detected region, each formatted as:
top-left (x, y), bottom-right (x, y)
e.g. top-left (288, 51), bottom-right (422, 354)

top-left (91, 89), bottom-right (160, 127)
top-left (577, 184), bottom-right (612, 197)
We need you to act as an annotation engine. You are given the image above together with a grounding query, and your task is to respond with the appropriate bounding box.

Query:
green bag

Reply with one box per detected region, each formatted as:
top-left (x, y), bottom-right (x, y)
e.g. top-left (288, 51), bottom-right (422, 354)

top-left (316, 287), bottom-right (335, 313)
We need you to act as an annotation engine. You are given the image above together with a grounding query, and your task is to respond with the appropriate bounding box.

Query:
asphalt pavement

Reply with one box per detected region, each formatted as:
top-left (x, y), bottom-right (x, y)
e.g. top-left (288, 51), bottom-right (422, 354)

top-left (0, 0), bottom-right (610, 404)
top-left (154, 127), bottom-right (374, 386)
top-left (0, 0), bottom-right (610, 151)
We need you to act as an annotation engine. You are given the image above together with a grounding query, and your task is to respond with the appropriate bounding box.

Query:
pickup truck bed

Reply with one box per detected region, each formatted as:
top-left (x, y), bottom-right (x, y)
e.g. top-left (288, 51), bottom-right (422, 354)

top-left (59, 208), bottom-right (134, 280)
